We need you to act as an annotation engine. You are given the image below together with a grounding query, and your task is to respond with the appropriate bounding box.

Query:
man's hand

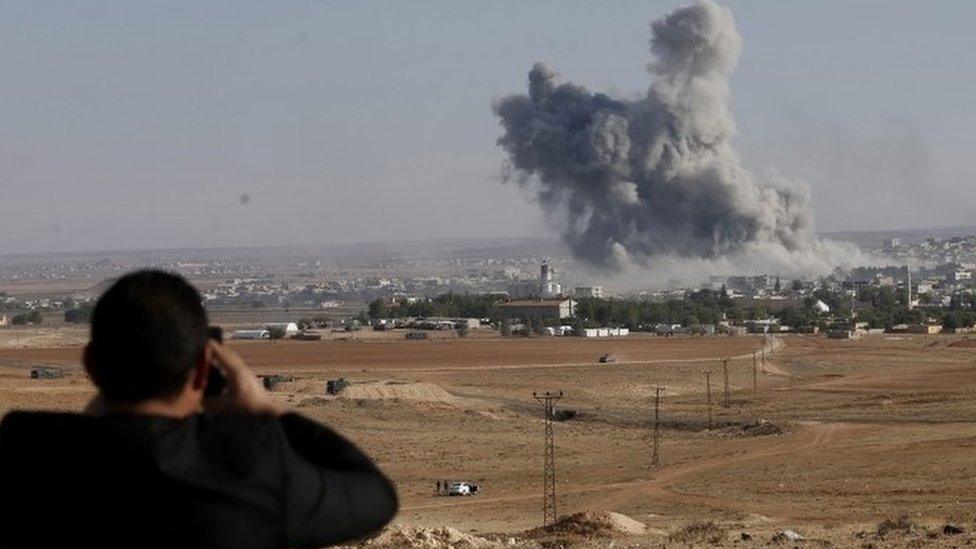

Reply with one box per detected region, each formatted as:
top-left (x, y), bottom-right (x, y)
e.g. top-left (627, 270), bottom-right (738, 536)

top-left (82, 394), bottom-right (107, 416)
top-left (205, 341), bottom-right (285, 416)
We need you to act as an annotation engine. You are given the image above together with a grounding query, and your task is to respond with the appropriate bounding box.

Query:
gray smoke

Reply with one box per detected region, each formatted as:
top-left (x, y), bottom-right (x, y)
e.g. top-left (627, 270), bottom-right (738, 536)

top-left (493, 0), bottom-right (854, 274)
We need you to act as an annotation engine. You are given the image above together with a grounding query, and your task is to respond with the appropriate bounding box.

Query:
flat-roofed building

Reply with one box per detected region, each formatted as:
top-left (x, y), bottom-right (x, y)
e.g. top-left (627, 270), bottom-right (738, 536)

top-left (906, 323), bottom-right (942, 334)
top-left (574, 286), bottom-right (604, 298)
top-left (497, 298), bottom-right (575, 320)
top-left (232, 329), bottom-right (271, 340)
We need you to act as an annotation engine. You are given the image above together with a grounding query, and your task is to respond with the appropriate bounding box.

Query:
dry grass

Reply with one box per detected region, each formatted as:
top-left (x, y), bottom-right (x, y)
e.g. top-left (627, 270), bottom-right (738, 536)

top-left (669, 521), bottom-right (726, 545)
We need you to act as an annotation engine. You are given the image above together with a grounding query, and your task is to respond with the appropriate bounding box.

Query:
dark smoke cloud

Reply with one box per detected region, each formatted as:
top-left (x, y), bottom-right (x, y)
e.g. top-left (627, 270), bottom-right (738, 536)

top-left (493, 0), bottom-right (855, 274)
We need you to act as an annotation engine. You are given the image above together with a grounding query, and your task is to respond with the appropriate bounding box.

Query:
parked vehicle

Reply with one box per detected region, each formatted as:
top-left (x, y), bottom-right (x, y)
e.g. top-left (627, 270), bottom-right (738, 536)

top-left (447, 481), bottom-right (478, 496)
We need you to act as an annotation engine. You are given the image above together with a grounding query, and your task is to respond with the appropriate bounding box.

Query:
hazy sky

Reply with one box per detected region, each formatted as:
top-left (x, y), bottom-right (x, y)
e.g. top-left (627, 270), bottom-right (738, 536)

top-left (1, 1), bottom-right (974, 254)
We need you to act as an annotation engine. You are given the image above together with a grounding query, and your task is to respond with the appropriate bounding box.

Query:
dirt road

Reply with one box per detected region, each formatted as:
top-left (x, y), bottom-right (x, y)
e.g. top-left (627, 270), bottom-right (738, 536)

top-left (3, 332), bottom-right (976, 545)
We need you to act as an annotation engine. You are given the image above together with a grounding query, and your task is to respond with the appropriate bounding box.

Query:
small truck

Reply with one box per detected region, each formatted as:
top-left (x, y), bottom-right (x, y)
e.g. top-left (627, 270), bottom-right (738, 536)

top-left (446, 481), bottom-right (480, 496)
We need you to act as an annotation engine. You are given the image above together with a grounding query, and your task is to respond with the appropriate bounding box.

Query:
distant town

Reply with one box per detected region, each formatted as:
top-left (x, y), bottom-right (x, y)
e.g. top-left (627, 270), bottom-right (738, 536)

top-left (4, 234), bottom-right (976, 339)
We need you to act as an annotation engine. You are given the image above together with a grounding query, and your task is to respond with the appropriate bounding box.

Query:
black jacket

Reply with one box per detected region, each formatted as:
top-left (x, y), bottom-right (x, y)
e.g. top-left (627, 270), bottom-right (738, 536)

top-left (0, 411), bottom-right (397, 548)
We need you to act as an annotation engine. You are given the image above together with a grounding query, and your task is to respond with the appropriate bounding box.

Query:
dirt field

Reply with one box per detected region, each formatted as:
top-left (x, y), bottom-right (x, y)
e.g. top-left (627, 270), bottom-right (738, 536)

top-left (2, 331), bottom-right (976, 547)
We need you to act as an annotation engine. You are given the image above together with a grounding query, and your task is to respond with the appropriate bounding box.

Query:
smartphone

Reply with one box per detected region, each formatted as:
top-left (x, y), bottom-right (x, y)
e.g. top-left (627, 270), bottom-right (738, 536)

top-left (205, 326), bottom-right (227, 397)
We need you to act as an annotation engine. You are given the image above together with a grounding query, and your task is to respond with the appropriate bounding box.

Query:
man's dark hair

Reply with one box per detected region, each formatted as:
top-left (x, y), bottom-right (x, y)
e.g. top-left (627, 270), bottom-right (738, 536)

top-left (90, 270), bottom-right (208, 402)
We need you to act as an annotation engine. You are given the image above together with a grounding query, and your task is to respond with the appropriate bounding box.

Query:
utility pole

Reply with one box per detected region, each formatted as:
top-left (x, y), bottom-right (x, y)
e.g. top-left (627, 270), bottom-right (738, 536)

top-left (702, 370), bottom-right (713, 429)
top-left (761, 338), bottom-right (766, 373)
top-left (533, 390), bottom-right (562, 527)
top-left (907, 267), bottom-right (914, 310)
top-left (752, 350), bottom-right (758, 392)
top-left (722, 357), bottom-right (730, 408)
top-left (651, 387), bottom-right (663, 467)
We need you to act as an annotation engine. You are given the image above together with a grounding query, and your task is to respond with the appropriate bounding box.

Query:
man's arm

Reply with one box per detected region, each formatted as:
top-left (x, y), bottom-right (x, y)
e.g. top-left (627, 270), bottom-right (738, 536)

top-left (277, 413), bottom-right (398, 547)
top-left (205, 342), bottom-right (397, 547)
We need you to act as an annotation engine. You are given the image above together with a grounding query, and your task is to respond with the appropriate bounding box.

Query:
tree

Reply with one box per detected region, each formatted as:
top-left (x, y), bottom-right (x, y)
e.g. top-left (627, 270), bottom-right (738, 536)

top-left (500, 318), bottom-right (513, 337)
top-left (267, 326), bottom-right (287, 341)
top-left (528, 316), bottom-right (545, 336)
top-left (64, 303), bottom-right (94, 324)
top-left (312, 315), bottom-right (330, 327)
top-left (356, 310), bottom-right (370, 325)
top-left (778, 305), bottom-right (814, 330)
top-left (942, 311), bottom-right (976, 332)
top-left (567, 317), bottom-right (585, 336)
top-left (12, 310), bottom-right (42, 325)
top-left (368, 299), bottom-right (388, 319)
top-left (297, 317), bottom-right (313, 330)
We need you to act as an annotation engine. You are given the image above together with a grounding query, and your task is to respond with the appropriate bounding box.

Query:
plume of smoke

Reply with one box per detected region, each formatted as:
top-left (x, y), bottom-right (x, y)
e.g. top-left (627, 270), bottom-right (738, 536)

top-left (493, 0), bottom-right (860, 278)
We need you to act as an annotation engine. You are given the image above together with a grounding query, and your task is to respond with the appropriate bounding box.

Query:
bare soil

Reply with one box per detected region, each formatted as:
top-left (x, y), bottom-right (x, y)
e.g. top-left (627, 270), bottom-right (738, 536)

top-left (2, 332), bottom-right (976, 547)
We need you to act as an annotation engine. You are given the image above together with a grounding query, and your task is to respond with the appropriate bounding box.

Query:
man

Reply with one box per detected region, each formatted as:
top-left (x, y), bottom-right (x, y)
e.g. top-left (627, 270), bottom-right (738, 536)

top-left (0, 270), bottom-right (397, 548)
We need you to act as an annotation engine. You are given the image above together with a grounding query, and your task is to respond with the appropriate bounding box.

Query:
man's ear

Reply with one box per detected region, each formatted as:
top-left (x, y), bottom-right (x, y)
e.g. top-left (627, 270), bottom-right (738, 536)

top-left (82, 344), bottom-right (99, 386)
top-left (190, 344), bottom-right (212, 392)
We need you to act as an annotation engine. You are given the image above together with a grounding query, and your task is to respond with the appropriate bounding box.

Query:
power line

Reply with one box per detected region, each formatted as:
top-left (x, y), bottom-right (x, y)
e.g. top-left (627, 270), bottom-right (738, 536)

top-left (761, 337), bottom-right (767, 373)
top-left (702, 370), bottom-right (713, 429)
top-left (722, 357), bottom-right (730, 408)
top-left (651, 387), bottom-right (663, 467)
top-left (533, 390), bottom-right (562, 527)
top-left (752, 350), bottom-right (758, 392)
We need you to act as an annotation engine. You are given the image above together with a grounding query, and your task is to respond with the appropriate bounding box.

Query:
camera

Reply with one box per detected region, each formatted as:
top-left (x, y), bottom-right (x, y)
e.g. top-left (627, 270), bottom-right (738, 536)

top-left (205, 326), bottom-right (227, 397)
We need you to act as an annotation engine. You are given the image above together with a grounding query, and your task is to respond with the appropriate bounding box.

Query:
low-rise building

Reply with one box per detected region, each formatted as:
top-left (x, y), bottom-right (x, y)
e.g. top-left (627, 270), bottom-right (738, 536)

top-left (906, 324), bottom-right (942, 334)
top-left (949, 270), bottom-right (973, 283)
top-left (581, 327), bottom-right (629, 338)
top-left (654, 323), bottom-right (682, 335)
top-left (265, 322), bottom-right (300, 336)
top-left (543, 325), bottom-right (574, 336)
top-left (232, 330), bottom-right (271, 340)
top-left (497, 298), bottom-right (575, 320)
top-left (574, 286), bottom-right (604, 298)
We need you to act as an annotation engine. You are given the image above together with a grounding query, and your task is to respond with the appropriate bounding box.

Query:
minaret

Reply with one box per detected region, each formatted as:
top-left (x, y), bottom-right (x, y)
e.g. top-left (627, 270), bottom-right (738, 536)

top-left (539, 259), bottom-right (560, 298)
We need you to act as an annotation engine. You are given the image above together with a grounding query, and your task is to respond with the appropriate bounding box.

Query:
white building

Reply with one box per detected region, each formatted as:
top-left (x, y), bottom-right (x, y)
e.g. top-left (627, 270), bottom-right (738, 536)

top-left (232, 330), bottom-right (271, 340)
top-left (539, 260), bottom-right (562, 298)
top-left (581, 327), bottom-right (629, 338)
top-left (265, 322), bottom-right (300, 336)
top-left (575, 286), bottom-right (604, 298)
top-left (543, 325), bottom-right (575, 336)
top-left (0, 314), bottom-right (7, 327)
top-left (949, 270), bottom-right (973, 283)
